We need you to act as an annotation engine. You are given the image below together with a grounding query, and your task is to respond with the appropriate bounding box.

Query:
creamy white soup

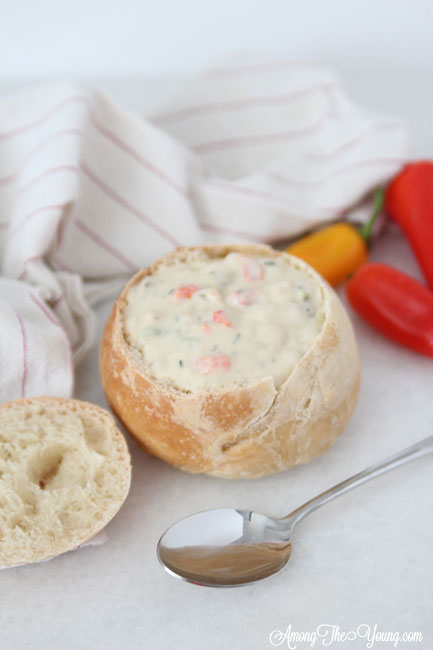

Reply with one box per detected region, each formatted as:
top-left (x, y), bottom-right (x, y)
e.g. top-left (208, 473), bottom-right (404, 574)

top-left (124, 252), bottom-right (324, 391)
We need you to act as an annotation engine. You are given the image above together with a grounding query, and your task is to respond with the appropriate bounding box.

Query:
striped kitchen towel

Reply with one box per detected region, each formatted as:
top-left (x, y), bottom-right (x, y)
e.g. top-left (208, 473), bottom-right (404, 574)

top-left (0, 57), bottom-right (407, 402)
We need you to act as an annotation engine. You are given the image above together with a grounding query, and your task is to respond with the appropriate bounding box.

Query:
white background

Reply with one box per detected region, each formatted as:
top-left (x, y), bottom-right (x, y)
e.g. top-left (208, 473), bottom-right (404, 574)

top-left (1, 0), bottom-right (433, 77)
top-left (1, 4), bottom-right (433, 650)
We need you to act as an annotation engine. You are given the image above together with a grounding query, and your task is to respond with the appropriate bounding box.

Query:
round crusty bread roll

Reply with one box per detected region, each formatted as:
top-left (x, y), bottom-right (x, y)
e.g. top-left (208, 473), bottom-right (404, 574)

top-left (100, 244), bottom-right (360, 479)
top-left (0, 397), bottom-right (131, 567)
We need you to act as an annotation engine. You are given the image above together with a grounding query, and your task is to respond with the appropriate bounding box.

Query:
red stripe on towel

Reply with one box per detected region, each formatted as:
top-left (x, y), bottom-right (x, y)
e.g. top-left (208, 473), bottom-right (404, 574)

top-left (30, 292), bottom-right (74, 375)
top-left (80, 162), bottom-right (181, 248)
top-left (15, 313), bottom-right (28, 397)
top-left (74, 218), bottom-right (137, 272)
top-left (193, 116), bottom-right (330, 153)
top-left (155, 82), bottom-right (339, 125)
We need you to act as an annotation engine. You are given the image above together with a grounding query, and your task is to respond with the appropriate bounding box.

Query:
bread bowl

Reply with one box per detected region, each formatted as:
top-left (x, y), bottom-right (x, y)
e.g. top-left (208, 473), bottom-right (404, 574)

top-left (100, 244), bottom-right (360, 479)
top-left (0, 397), bottom-right (131, 567)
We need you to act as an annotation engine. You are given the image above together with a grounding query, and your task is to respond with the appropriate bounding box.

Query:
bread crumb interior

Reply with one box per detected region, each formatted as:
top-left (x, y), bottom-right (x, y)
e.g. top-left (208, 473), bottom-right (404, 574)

top-left (0, 401), bottom-right (129, 566)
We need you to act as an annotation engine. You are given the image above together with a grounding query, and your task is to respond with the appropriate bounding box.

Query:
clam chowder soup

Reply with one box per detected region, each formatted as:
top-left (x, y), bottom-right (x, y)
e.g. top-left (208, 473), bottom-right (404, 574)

top-left (123, 252), bottom-right (325, 391)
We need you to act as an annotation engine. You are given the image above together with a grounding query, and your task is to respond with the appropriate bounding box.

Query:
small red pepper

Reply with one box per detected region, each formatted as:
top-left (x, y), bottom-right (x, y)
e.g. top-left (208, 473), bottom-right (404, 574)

top-left (346, 263), bottom-right (433, 358)
top-left (385, 161), bottom-right (433, 288)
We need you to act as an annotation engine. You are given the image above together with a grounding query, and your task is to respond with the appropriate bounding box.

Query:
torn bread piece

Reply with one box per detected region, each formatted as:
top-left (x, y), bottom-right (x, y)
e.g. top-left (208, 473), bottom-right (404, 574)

top-left (0, 397), bottom-right (131, 567)
top-left (100, 244), bottom-right (360, 478)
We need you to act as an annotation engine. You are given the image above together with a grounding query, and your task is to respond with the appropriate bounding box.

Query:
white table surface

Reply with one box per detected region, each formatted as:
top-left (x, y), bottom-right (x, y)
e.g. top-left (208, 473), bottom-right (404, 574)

top-left (1, 69), bottom-right (433, 650)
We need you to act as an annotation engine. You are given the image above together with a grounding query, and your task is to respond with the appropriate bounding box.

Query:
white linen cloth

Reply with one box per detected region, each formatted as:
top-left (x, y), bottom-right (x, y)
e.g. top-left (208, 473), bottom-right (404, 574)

top-left (0, 58), bottom-right (407, 403)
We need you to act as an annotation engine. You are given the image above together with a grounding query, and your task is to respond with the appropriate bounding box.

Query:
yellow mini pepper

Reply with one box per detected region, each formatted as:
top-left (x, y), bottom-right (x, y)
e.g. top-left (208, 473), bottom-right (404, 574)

top-left (287, 189), bottom-right (384, 287)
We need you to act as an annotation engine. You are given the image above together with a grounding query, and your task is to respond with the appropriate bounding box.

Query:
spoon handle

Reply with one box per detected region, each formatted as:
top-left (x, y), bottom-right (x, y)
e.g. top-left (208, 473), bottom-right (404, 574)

top-left (285, 435), bottom-right (433, 527)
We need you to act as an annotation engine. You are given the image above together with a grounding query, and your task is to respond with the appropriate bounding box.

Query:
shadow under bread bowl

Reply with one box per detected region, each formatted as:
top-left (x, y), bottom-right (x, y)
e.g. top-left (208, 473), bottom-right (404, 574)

top-left (100, 244), bottom-right (360, 479)
top-left (0, 397), bottom-right (131, 567)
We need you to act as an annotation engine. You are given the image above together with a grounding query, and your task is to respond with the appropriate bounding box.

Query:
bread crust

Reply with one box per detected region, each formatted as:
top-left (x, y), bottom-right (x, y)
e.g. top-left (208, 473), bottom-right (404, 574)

top-left (100, 244), bottom-right (360, 478)
top-left (0, 396), bottom-right (131, 567)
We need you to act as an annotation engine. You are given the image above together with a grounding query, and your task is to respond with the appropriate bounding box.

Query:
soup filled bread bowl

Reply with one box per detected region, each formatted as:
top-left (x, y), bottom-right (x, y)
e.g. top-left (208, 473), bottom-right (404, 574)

top-left (100, 244), bottom-right (360, 479)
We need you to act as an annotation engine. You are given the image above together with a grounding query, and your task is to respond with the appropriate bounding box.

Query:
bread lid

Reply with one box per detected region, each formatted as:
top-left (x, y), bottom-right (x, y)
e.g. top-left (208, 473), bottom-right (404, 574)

top-left (0, 397), bottom-right (131, 567)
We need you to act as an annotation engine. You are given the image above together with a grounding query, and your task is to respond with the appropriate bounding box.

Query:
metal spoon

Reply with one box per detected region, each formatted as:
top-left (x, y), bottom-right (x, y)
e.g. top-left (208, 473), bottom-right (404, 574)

top-left (157, 435), bottom-right (433, 587)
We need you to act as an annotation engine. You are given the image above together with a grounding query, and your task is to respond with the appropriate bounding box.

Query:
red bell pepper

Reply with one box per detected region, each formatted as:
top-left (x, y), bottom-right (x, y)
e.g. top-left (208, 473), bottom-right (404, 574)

top-left (346, 263), bottom-right (433, 358)
top-left (385, 161), bottom-right (433, 288)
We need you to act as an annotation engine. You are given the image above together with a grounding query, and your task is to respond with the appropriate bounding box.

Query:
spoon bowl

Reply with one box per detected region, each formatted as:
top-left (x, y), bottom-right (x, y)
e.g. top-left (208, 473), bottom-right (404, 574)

top-left (157, 508), bottom-right (292, 586)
